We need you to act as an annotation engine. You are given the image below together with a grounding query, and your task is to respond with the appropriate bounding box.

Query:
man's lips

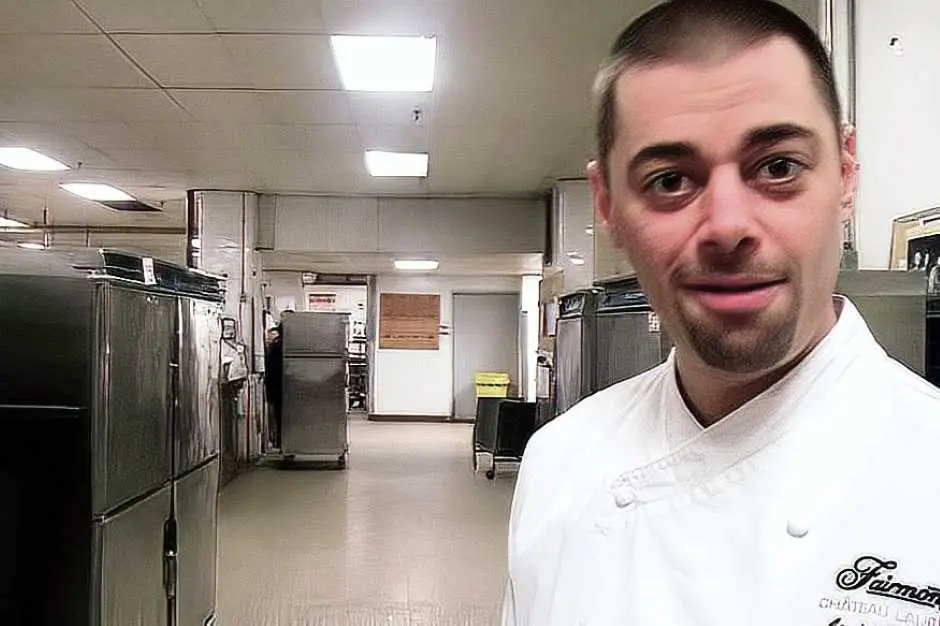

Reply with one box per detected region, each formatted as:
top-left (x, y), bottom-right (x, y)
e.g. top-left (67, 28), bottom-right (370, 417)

top-left (678, 276), bottom-right (788, 315)
top-left (680, 277), bottom-right (788, 293)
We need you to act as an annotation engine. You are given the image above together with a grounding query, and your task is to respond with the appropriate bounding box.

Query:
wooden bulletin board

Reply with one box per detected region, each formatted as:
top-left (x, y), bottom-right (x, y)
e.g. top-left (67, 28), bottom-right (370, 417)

top-left (379, 293), bottom-right (441, 350)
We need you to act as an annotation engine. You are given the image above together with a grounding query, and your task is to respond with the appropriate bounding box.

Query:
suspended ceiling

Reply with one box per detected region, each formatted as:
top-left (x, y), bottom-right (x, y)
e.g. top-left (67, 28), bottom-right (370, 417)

top-left (0, 0), bottom-right (817, 228)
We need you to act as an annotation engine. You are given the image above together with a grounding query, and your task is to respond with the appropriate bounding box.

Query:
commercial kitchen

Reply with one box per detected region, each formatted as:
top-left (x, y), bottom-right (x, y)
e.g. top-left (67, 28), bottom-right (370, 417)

top-left (0, 0), bottom-right (939, 624)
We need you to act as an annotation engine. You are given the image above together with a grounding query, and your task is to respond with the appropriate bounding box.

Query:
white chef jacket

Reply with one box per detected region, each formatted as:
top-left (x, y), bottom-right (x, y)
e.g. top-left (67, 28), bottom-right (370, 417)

top-left (503, 296), bottom-right (940, 626)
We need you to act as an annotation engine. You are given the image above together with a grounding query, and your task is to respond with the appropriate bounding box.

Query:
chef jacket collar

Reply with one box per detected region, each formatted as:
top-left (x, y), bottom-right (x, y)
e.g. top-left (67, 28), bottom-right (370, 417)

top-left (608, 296), bottom-right (882, 501)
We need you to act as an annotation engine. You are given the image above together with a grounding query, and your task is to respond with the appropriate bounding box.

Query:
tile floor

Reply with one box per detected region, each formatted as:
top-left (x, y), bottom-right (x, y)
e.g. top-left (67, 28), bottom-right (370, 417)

top-left (217, 420), bottom-right (516, 625)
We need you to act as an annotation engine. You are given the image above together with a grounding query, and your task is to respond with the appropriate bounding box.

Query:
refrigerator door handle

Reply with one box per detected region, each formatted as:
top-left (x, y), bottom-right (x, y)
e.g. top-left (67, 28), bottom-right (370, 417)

top-left (163, 516), bottom-right (178, 600)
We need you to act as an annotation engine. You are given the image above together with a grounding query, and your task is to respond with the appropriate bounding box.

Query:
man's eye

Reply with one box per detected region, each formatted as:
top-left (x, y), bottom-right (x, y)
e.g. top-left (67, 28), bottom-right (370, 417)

top-left (758, 158), bottom-right (802, 181)
top-left (647, 172), bottom-right (691, 195)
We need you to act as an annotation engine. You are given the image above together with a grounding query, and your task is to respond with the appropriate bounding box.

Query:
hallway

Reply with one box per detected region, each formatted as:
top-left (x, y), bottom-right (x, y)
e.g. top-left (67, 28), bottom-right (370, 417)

top-left (217, 420), bottom-right (515, 625)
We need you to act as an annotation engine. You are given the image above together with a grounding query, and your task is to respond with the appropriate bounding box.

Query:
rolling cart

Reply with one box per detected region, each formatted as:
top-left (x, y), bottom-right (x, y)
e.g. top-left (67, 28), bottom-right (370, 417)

top-left (473, 398), bottom-right (537, 479)
top-left (280, 312), bottom-right (350, 469)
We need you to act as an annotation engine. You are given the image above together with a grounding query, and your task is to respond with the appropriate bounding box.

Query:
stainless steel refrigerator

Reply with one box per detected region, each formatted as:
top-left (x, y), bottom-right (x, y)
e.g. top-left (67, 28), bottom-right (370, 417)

top-left (281, 311), bottom-right (350, 467)
top-left (0, 248), bottom-right (222, 626)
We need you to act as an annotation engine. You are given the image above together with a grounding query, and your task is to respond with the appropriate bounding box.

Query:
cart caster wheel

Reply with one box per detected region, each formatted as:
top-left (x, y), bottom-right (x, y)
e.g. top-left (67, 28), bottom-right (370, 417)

top-left (486, 469), bottom-right (496, 480)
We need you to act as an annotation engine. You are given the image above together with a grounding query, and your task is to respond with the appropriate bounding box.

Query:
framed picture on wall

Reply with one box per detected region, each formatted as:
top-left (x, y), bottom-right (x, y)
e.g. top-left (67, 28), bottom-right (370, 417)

top-left (907, 234), bottom-right (940, 295)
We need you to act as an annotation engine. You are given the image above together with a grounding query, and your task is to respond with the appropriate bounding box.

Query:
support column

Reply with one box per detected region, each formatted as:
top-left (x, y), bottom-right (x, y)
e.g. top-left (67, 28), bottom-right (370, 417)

top-left (188, 190), bottom-right (265, 467)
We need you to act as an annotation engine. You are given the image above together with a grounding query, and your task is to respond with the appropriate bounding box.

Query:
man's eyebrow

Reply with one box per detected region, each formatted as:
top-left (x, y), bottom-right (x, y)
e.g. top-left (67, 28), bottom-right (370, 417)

top-left (744, 123), bottom-right (818, 150)
top-left (628, 142), bottom-right (696, 173)
top-left (626, 124), bottom-right (820, 173)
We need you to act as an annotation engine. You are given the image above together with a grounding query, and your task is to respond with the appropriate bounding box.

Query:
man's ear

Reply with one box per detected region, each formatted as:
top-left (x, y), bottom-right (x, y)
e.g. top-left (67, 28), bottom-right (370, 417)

top-left (587, 159), bottom-right (613, 227)
top-left (840, 123), bottom-right (860, 222)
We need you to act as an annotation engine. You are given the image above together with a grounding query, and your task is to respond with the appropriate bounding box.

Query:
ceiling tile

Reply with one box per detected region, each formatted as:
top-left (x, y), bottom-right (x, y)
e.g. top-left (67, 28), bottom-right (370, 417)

top-left (77, 0), bottom-right (214, 32)
top-left (61, 121), bottom-right (142, 149)
top-left (347, 93), bottom-right (433, 127)
top-left (257, 92), bottom-right (352, 125)
top-left (115, 35), bottom-right (249, 88)
top-left (0, 0), bottom-right (97, 34)
top-left (198, 0), bottom-right (327, 33)
top-left (222, 35), bottom-right (341, 89)
top-left (319, 0), bottom-right (447, 36)
top-left (0, 35), bottom-right (151, 88)
top-left (238, 124), bottom-right (361, 153)
top-left (0, 88), bottom-right (192, 123)
top-left (357, 125), bottom-right (429, 153)
top-left (168, 90), bottom-right (267, 122)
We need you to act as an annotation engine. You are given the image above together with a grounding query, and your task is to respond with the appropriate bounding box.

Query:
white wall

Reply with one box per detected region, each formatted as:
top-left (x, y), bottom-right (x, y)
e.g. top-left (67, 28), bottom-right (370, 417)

top-left (552, 180), bottom-right (596, 290)
top-left (373, 274), bottom-right (522, 416)
top-left (521, 275), bottom-right (541, 402)
top-left (273, 195), bottom-right (545, 255)
top-left (854, 0), bottom-right (940, 268)
top-left (263, 271), bottom-right (366, 322)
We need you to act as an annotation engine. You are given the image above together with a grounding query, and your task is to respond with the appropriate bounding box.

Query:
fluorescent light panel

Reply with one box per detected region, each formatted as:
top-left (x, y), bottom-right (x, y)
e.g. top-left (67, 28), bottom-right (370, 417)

top-left (331, 35), bottom-right (436, 92)
top-left (0, 147), bottom-right (69, 171)
top-left (394, 259), bottom-right (439, 271)
top-left (60, 183), bottom-right (134, 202)
top-left (365, 150), bottom-right (429, 178)
top-left (0, 216), bottom-right (29, 229)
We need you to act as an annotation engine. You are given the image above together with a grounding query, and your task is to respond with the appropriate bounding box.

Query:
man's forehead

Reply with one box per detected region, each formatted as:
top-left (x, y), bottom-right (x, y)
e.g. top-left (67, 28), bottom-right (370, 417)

top-left (613, 37), bottom-right (829, 152)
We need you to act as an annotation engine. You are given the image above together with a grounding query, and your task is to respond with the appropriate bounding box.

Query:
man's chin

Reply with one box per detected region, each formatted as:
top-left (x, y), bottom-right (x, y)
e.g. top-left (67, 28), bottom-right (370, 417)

top-left (683, 317), bottom-right (798, 374)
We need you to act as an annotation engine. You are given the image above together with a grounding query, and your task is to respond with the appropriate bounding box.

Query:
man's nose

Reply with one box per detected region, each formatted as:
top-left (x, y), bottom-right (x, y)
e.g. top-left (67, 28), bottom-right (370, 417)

top-left (699, 166), bottom-right (758, 256)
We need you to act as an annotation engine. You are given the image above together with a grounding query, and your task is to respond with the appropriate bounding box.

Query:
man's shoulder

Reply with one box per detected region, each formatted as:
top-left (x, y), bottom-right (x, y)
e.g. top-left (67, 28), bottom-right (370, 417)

top-left (879, 356), bottom-right (940, 430)
top-left (525, 363), bottom-right (669, 465)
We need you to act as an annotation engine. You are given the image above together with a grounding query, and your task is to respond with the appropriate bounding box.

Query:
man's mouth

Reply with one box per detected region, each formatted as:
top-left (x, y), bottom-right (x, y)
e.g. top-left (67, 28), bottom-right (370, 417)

top-left (689, 278), bottom-right (787, 293)
top-left (679, 277), bottom-right (788, 314)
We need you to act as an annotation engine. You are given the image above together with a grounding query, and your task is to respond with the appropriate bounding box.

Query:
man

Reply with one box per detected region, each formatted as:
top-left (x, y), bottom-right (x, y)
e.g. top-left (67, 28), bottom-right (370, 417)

top-left (502, 1), bottom-right (940, 624)
top-left (264, 321), bottom-right (284, 449)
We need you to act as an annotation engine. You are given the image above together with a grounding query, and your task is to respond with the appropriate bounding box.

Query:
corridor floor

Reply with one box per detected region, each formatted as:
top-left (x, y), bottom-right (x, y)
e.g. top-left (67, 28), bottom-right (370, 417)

top-left (217, 420), bottom-right (516, 626)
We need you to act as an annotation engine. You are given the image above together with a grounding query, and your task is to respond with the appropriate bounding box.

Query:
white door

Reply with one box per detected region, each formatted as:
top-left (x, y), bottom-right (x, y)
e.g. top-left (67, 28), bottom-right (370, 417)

top-left (452, 293), bottom-right (520, 419)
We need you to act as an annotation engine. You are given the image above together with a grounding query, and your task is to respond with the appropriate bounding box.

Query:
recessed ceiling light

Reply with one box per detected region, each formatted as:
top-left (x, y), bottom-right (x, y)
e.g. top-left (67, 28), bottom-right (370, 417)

top-left (0, 216), bottom-right (29, 229)
top-left (0, 147), bottom-right (69, 171)
top-left (60, 183), bottom-right (134, 202)
top-left (394, 259), bottom-right (439, 271)
top-left (17, 242), bottom-right (45, 251)
top-left (365, 151), bottom-right (429, 178)
top-left (331, 35), bottom-right (436, 92)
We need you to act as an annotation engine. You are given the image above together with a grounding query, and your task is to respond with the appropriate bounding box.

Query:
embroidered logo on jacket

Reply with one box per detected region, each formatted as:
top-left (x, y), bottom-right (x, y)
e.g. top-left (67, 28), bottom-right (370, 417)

top-left (836, 556), bottom-right (940, 612)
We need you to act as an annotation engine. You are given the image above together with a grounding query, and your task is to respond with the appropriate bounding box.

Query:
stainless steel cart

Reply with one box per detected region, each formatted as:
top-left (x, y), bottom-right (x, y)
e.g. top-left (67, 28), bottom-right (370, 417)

top-left (280, 311), bottom-right (350, 468)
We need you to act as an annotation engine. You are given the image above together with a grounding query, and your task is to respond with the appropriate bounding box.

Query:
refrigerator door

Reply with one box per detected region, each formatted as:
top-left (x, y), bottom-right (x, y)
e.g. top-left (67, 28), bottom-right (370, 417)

top-left (93, 483), bottom-right (172, 626)
top-left (282, 312), bottom-right (348, 356)
top-left (282, 357), bottom-right (348, 455)
top-left (0, 406), bottom-right (92, 626)
top-left (175, 458), bottom-right (220, 626)
top-left (93, 285), bottom-right (174, 515)
top-left (177, 299), bottom-right (222, 476)
top-left (554, 315), bottom-right (595, 416)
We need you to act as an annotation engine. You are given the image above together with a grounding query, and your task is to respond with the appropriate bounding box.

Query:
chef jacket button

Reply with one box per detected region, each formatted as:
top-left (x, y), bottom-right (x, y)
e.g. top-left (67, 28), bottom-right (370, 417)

top-left (613, 488), bottom-right (636, 508)
top-left (786, 519), bottom-right (810, 538)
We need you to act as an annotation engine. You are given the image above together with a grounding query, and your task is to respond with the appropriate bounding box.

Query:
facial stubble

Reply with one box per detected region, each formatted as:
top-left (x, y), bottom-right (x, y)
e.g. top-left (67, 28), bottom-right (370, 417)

top-left (677, 292), bottom-right (800, 374)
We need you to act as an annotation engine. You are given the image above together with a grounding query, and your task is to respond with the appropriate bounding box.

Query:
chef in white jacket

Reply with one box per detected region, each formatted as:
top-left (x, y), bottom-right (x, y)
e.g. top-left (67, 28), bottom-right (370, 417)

top-left (502, 1), bottom-right (940, 625)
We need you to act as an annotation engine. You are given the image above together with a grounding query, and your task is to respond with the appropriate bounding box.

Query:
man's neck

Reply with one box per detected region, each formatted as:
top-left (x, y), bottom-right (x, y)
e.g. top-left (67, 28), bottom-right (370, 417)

top-left (675, 306), bottom-right (840, 427)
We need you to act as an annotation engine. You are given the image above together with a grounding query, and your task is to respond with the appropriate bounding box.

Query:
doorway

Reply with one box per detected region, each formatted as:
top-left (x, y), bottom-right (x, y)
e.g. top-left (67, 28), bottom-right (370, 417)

top-left (452, 293), bottom-right (520, 420)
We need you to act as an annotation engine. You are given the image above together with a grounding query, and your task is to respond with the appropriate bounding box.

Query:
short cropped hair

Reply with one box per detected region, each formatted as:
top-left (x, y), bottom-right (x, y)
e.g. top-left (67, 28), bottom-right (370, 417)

top-left (593, 0), bottom-right (841, 184)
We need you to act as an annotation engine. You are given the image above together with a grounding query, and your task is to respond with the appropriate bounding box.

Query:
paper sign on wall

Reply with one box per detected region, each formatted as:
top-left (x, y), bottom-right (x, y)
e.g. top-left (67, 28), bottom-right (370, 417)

top-left (142, 257), bottom-right (156, 285)
top-left (308, 293), bottom-right (337, 312)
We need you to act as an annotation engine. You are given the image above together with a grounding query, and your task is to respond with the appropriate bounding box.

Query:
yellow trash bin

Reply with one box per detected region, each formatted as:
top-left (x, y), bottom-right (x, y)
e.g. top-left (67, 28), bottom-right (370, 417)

top-left (475, 372), bottom-right (511, 398)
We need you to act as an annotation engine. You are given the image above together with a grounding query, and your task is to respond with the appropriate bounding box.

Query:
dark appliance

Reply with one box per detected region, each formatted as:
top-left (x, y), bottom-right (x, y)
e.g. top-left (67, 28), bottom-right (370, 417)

top-left (553, 289), bottom-right (599, 416)
top-left (594, 279), bottom-right (673, 392)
